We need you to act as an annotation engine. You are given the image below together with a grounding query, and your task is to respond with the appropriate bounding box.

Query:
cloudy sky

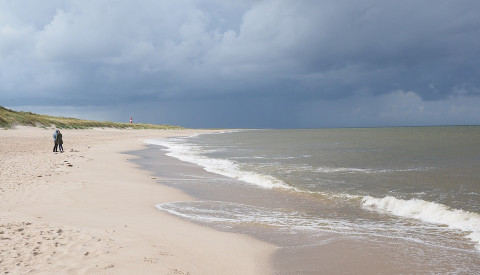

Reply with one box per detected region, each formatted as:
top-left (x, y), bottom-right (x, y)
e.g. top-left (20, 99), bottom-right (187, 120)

top-left (1, 0), bottom-right (480, 128)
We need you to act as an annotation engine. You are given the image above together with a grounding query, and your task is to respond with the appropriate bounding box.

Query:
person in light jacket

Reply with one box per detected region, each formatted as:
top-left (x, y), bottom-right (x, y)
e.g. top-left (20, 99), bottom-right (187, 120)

top-left (53, 129), bottom-right (59, 152)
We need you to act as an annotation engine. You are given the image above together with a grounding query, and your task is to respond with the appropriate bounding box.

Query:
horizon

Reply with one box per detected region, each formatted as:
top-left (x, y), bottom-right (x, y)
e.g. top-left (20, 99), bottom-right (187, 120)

top-left (4, 105), bottom-right (480, 130)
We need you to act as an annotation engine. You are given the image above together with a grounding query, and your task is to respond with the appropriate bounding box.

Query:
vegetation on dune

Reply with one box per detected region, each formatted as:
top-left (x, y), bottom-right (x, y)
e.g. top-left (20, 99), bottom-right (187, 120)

top-left (0, 106), bottom-right (184, 130)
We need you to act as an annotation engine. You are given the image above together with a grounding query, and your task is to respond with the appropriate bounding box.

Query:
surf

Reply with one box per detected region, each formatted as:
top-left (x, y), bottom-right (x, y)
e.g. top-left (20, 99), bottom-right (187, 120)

top-left (362, 195), bottom-right (480, 250)
top-left (145, 137), bottom-right (293, 190)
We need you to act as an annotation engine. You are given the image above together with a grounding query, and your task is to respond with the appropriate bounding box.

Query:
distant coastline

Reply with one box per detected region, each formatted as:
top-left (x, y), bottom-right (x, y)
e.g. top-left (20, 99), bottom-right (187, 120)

top-left (0, 106), bottom-right (183, 130)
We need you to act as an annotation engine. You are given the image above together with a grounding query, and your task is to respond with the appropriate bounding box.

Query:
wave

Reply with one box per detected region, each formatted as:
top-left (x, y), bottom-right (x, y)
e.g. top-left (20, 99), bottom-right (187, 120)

top-left (145, 138), bottom-right (295, 190)
top-left (316, 166), bottom-right (431, 174)
top-left (155, 200), bottom-right (396, 233)
top-left (156, 201), bottom-right (474, 254)
top-left (145, 138), bottom-right (415, 201)
top-left (362, 195), bottom-right (480, 250)
top-left (316, 167), bottom-right (372, 173)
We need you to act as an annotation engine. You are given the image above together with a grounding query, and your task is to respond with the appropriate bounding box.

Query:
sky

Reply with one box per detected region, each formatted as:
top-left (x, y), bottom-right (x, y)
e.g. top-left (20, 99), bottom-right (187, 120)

top-left (1, 0), bottom-right (480, 128)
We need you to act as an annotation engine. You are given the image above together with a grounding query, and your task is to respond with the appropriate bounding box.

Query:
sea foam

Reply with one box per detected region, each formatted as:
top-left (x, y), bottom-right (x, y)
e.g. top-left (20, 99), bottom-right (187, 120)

top-left (315, 166), bottom-right (431, 174)
top-left (362, 195), bottom-right (480, 249)
top-left (145, 138), bottom-right (293, 190)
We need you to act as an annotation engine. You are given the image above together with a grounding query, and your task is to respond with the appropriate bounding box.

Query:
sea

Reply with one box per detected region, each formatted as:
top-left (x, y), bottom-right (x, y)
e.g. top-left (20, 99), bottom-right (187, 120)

top-left (137, 127), bottom-right (480, 274)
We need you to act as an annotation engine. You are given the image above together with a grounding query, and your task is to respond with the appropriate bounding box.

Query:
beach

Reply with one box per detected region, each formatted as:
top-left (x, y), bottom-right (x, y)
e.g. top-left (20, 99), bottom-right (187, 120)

top-left (0, 126), bottom-right (274, 274)
top-left (2, 126), bottom-right (480, 274)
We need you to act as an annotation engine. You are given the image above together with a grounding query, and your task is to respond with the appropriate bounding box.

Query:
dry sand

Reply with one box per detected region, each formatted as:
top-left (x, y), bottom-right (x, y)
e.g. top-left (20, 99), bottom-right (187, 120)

top-left (0, 126), bottom-right (275, 274)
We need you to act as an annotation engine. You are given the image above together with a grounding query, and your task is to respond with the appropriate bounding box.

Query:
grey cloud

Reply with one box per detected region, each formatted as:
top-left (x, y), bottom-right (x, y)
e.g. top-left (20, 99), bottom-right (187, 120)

top-left (1, 0), bottom-right (480, 127)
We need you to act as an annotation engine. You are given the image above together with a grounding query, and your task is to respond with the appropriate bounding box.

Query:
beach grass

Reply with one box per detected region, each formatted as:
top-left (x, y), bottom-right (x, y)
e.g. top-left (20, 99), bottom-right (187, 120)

top-left (0, 106), bottom-right (183, 130)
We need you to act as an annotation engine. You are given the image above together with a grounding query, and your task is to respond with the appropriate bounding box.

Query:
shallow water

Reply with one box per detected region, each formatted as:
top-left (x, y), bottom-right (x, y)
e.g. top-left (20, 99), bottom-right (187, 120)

top-left (138, 127), bottom-right (480, 273)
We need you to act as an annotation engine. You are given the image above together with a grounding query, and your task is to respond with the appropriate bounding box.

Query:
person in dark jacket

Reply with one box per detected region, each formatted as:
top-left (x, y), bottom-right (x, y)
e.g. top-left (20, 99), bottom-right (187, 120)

top-left (53, 129), bottom-right (59, 152)
top-left (57, 130), bottom-right (64, 153)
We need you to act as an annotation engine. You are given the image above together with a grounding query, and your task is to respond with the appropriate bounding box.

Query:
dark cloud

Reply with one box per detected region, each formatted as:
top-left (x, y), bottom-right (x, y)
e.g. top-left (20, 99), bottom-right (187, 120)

top-left (1, 0), bottom-right (480, 127)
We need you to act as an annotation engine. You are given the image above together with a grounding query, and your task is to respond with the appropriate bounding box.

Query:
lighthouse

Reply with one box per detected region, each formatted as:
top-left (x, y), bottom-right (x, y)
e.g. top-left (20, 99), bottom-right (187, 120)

top-left (130, 117), bottom-right (132, 124)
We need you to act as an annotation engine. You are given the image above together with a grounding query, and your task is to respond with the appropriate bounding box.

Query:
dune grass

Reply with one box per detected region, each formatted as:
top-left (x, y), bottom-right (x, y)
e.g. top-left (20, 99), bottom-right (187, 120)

top-left (0, 106), bottom-right (184, 130)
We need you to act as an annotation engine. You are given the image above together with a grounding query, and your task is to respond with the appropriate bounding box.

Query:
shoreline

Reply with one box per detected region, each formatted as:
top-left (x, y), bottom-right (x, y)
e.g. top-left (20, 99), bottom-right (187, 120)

top-left (0, 127), bottom-right (275, 274)
top-left (137, 129), bottom-right (480, 274)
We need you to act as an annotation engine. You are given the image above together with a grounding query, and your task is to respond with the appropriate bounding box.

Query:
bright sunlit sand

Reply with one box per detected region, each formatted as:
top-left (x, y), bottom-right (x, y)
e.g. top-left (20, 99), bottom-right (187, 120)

top-left (0, 126), bottom-right (274, 274)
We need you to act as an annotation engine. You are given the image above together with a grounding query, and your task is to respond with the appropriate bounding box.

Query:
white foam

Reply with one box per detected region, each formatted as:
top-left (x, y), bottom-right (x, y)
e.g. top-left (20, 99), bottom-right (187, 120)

top-left (316, 167), bottom-right (371, 173)
top-left (156, 201), bottom-right (368, 234)
top-left (316, 166), bottom-right (432, 174)
top-left (156, 201), bottom-right (474, 253)
top-left (145, 138), bottom-right (294, 190)
top-left (145, 138), bottom-right (366, 200)
top-left (362, 195), bottom-right (480, 250)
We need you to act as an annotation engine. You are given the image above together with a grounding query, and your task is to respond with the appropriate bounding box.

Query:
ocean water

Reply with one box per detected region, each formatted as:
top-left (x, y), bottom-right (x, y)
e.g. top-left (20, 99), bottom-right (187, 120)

top-left (143, 127), bottom-right (480, 273)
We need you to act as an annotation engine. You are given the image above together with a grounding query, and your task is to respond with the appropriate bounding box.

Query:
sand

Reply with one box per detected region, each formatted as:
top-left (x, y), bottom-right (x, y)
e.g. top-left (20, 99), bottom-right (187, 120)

top-left (0, 126), bottom-right (275, 274)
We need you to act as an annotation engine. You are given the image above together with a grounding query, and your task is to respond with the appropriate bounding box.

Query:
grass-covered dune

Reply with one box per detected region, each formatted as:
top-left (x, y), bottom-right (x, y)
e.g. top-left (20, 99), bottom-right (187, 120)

top-left (0, 106), bottom-right (183, 130)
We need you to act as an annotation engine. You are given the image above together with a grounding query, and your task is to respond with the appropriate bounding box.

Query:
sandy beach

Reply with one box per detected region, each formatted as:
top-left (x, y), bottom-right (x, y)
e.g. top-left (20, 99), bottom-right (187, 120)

top-left (0, 126), bottom-right (274, 274)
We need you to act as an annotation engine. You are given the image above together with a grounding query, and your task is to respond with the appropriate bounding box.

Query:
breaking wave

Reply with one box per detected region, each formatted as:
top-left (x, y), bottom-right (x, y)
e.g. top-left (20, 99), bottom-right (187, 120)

top-left (145, 138), bottom-right (294, 190)
top-left (362, 195), bottom-right (480, 250)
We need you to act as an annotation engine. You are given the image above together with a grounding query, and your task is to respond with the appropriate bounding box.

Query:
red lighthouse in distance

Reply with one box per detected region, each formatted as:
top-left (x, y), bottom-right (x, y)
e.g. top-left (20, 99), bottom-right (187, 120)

top-left (130, 117), bottom-right (132, 124)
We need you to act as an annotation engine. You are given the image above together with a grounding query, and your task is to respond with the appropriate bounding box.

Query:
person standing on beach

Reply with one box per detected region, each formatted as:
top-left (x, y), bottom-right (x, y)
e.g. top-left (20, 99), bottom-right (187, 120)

top-left (57, 130), bottom-right (64, 153)
top-left (53, 129), bottom-right (59, 152)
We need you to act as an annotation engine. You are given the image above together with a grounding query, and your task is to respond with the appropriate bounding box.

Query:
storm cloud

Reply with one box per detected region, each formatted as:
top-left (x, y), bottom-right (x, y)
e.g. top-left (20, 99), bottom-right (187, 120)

top-left (1, 0), bottom-right (480, 127)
